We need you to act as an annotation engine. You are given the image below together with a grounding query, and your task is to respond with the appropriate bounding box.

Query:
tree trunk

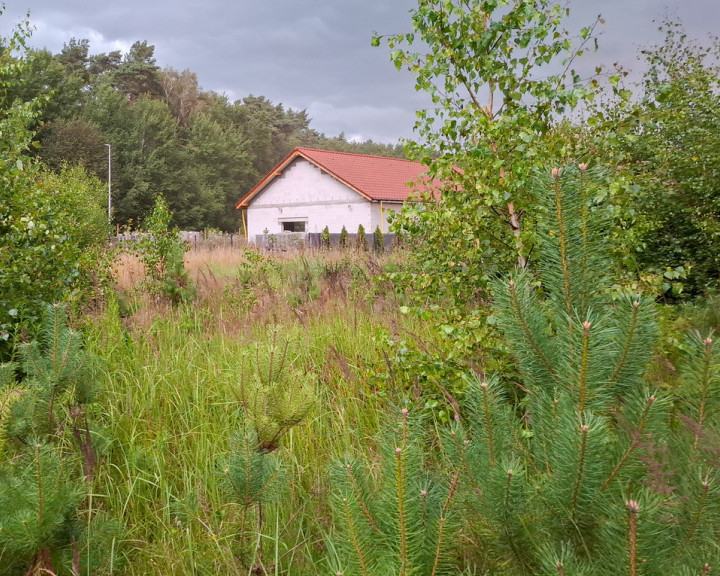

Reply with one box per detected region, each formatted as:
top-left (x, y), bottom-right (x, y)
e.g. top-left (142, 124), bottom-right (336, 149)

top-left (507, 202), bottom-right (527, 268)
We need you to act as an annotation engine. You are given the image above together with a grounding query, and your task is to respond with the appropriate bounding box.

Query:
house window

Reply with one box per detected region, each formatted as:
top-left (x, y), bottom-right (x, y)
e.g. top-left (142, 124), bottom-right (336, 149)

top-left (280, 220), bottom-right (306, 232)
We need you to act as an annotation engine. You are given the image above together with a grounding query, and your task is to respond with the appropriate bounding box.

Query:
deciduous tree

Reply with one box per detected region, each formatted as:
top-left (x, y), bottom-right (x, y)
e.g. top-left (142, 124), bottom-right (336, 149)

top-left (374, 0), bottom-right (605, 396)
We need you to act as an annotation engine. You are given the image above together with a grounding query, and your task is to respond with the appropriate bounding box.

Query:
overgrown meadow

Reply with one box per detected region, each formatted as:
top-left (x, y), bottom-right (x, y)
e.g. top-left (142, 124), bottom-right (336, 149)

top-left (84, 245), bottom-right (425, 574)
top-left (4, 1), bottom-right (720, 574)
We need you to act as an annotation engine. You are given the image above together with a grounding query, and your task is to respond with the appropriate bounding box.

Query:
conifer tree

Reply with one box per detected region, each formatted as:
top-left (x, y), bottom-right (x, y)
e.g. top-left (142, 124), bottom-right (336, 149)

top-left (355, 224), bottom-right (368, 252)
top-left (224, 326), bottom-right (315, 573)
top-left (330, 165), bottom-right (720, 574)
top-left (328, 407), bottom-right (459, 576)
top-left (321, 225), bottom-right (332, 251)
top-left (448, 165), bottom-right (720, 574)
top-left (232, 326), bottom-right (316, 452)
top-left (339, 226), bottom-right (350, 250)
top-left (0, 304), bottom-right (123, 576)
top-left (373, 226), bottom-right (385, 254)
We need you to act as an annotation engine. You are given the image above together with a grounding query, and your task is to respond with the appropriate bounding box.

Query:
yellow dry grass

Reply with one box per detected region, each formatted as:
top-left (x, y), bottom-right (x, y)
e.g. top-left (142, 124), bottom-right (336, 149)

top-left (110, 244), bottom-right (402, 336)
top-left (113, 251), bottom-right (145, 292)
top-left (184, 245), bottom-right (247, 277)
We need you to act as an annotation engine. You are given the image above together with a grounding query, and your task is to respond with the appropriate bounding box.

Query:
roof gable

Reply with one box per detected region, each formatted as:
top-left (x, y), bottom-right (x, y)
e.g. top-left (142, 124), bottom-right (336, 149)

top-left (236, 147), bottom-right (432, 208)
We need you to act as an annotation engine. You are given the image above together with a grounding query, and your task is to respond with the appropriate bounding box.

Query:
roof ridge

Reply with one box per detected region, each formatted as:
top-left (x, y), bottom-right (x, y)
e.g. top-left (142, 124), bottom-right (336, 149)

top-left (296, 146), bottom-right (416, 163)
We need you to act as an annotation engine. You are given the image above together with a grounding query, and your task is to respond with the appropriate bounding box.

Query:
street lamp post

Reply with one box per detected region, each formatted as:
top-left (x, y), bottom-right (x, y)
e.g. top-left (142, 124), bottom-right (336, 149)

top-left (105, 143), bottom-right (112, 226)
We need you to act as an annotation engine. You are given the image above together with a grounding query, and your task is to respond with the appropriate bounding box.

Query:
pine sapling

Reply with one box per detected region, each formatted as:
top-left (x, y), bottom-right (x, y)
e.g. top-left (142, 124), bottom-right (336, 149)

top-left (328, 407), bottom-right (459, 576)
top-left (0, 304), bottom-right (123, 576)
top-left (225, 325), bottom-right (316, 573)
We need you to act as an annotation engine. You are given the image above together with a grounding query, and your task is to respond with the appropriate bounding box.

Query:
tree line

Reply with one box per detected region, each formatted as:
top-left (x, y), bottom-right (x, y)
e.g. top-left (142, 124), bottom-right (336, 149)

top-left (7, 37), bottom-right (405, 232)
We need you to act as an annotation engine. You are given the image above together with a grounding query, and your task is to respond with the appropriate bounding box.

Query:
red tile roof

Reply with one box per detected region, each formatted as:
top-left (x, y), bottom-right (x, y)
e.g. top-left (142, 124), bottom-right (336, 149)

top-left (235, 147), bottom-right (433, 208)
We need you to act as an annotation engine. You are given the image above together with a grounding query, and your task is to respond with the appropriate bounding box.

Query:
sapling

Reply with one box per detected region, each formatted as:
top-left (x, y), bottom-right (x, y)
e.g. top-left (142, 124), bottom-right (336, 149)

top-left (355, 224), bottom-right (368, 252)
top-left (136, 194), bottom-right (195, 304)
top-left (373, 226), bottom-right (385, 254)
top-left (224, 326), bottom-right (316, 574)
top-left (330, 165), bottom-right (720, 574)
top-left (339, 226), bottom-right (350, 250)
top-left (328, 406), bottom-right (460, 576)
top-left (321, 225), bottom-right (332, 250)
top-left (0, 304), bottom-right (123, 576)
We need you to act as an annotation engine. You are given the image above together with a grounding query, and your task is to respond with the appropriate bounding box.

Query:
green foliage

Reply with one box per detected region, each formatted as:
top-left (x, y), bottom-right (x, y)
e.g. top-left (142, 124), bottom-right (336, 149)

top-left (112, 40), bottom-right (161, 100)
top-left (355, 224), bottom-right (368, 252)
top-left (321, 225), bottom-right (331, 250)
top-left (285, 256), bottom-right (321, 309)
top-left (233, 326), bottom-right (316, 452)
top-left (340, 167), bottom-right (720, 574)
top-left (339, 225), bottom-right (350, 250)
top-left (224, 325), bottom-right (316, 572)
top-left (0, 21), bottom-right (108, 360)
top-left (0, 444), bottom-right (87, 575)
top-left (375, 0), bottom-right (607, 401)
top-left (224, 429), bottom-right (287, 508)
top-left (180, 110), bottom-right (254, 231)
top-left (373, 226), bottom-right (384, 254)
top-left (328, 407), bottom-right (459, 576)
top-left (0, 304), bottom-right (123, 576)
top-left (136, 195), bottom-right (195, 304)
top-left (614, 22), bottom-right (720, 294)
top-left (381, 0), bottom-right (603, 267)
top-left (226, 247), bottom-right (278, 313)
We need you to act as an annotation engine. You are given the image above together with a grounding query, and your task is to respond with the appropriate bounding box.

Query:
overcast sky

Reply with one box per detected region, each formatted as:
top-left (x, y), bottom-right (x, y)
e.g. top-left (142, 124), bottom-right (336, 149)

top-left (1, 1), bottom-right (718, 143)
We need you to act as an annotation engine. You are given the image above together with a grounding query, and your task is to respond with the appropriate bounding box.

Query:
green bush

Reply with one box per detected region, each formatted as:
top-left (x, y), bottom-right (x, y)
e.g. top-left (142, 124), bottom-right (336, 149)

top-left (0, 22), bottom-right (109, 360)
top-left (373, 225), bottom-right (385, 254)
top-left (321, 225), bottom-right (331, 250)
top-left (136, 195), bottom-right (195, 304)
top-left (355, 224), bottom-right (367, 252)
top-left (0, 304), bottom-right (123, 575)
top-left (330, 166), bottom-right (720, 574)
top-left (339, 225), bottom-right (350, 250)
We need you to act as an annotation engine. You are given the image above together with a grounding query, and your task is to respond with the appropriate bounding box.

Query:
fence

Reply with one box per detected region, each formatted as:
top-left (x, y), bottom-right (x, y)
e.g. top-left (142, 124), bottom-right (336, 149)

top-left (114, 231), bottom-right (247, 250)
top-left (253, 232), bottom-right (396, 252)
top-left (114, 231), bottom-right (397, 252)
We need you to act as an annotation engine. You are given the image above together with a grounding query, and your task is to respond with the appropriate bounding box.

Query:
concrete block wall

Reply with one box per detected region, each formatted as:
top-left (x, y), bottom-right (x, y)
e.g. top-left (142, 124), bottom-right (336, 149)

top-left (245, 157), bottom-right (404, 241)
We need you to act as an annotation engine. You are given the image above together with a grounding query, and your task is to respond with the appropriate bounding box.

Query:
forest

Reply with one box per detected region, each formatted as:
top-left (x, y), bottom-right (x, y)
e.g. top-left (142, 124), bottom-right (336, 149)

top-left (2, 1), bottom-right (720, 575)
top-left (7, 34), bottom-right (404, 232)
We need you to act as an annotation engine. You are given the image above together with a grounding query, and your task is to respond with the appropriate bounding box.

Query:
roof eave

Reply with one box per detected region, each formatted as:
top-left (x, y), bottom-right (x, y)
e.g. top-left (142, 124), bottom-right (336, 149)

top-left (235, 148), bottom-right (301, 209)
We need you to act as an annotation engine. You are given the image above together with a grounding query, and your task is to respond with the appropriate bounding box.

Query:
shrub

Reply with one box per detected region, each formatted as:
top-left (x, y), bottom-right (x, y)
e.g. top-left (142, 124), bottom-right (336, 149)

top-left (373, 225), bottom-right (385, 254)
top-left (136, 195), bottom-right (195, 304)
top-left (0, 23), bottom-right (109, 359)
top-left (224, 326), bottom-right (315, 571)
top-left (0, 304), bottom-right (123, 575)
top-left (339, 225), bottom-right (349, 250)
top-left (355, 224), bottom-right (368, 252)
top-left (321, 225), bottom-right (331, 250)
top-left (329, 166), bottom-right (720, 574)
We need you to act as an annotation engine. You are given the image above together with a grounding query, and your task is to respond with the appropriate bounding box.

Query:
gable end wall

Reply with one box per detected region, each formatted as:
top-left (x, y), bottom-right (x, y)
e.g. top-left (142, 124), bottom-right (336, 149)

top-left (246, 158), bottom-right (373, 238)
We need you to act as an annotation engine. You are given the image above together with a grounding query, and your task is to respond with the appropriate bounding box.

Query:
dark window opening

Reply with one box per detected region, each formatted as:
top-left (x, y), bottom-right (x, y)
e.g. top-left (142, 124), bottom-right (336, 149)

top-left (282, 221), bottom-right (306, 232)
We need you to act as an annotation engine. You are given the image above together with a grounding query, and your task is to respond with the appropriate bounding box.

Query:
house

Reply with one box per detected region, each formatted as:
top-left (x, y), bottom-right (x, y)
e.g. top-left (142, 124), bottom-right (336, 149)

top-left (235, 147), bottom-right (433, 243)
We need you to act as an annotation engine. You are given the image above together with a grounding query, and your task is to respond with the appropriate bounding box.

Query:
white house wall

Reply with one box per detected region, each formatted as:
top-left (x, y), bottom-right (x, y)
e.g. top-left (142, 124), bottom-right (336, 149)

top-left (246, 158), bottom-right (380, 238)
top-left (370, 202), bottom-right (403, 233)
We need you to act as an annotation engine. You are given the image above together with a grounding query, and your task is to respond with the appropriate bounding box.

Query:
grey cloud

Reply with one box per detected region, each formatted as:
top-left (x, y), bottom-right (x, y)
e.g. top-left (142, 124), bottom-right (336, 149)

top-left (0, 0), bottom-right (718, 143)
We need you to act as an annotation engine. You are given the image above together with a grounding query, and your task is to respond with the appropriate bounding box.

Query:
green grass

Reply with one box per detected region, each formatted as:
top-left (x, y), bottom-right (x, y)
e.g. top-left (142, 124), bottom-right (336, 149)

top-left (83, 250), bottom-right (416, 575)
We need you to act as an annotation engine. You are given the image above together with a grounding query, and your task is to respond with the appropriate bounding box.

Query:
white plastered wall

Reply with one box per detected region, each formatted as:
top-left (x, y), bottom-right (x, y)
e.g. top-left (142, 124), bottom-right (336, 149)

top-left (247, 158), bottom-right (372, 239)
top-left (370, 202), bottom-right (403, 233)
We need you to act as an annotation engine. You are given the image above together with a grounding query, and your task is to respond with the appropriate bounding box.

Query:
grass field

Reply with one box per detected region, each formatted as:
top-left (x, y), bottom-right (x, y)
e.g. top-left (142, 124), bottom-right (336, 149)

top-left (86, 246), bottom-right (428, 575)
